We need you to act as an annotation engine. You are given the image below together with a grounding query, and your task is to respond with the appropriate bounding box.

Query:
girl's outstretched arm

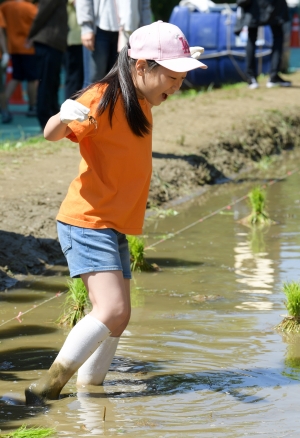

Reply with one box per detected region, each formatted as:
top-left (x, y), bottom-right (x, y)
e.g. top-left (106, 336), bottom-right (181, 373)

top-left (44, 99), bottom-right (91, 141)
top-left (44, 113), bottom-right (72, 141)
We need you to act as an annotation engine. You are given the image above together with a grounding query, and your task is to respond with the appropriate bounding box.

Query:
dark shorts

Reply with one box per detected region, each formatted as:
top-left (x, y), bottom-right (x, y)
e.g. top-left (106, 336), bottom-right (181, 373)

top-left (57, 221), bottom-right (132, 279)
top-left (11, 54), bottom-right (38, 81)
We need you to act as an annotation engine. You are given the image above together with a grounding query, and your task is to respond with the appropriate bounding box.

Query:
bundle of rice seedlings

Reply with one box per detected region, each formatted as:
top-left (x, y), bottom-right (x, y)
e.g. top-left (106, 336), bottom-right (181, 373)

top-left (56, 278), bottom-right (90, 327)
top-left (239, 186), bottom-right (274, 227)
top-left (1, 425), bottom-right (56, 437)
top-left (127, 235), bottom-right (157, 272)
top-left (274, 281), bottom-right (300, 333)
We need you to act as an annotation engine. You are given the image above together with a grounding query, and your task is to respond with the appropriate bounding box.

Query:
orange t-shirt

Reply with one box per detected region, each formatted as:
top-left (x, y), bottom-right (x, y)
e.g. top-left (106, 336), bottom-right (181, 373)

top-left (56, 85), bottom-right (153, 235)
top-left (0, 0), bottom-right (37, 55)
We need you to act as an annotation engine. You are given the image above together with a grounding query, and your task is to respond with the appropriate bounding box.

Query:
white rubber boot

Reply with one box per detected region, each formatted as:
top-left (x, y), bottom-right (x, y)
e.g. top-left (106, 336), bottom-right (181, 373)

top-left (77, 336), bottom-right (120, 386)
top-left (25, 315), bottom-right (111, 405)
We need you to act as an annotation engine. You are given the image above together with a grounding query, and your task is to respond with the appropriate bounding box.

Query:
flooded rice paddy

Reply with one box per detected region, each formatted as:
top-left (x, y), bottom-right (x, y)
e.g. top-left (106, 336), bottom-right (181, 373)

top-left (1, 168), bottom-right (300, 437)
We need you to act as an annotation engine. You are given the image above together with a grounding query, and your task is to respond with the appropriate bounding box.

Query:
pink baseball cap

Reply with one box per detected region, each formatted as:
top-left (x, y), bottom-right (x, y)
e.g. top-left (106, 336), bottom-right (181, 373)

top-left (128, 21), bottom-right (207, 73)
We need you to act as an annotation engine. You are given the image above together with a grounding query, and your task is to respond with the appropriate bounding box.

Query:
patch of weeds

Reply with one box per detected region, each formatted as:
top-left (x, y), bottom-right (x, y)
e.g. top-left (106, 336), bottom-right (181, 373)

top-left (176, 134), bottom-right (185, 146)
top-left (220, 81), bottom-right (246, 91)
top-left (149, 207), bottom-right (179, 219)
top-left (169, 89), bottom-right (199, 100)
top-left (255, 155), bottom-right (277, 170)
top-left (57, 278), bottom-right (90, 327)
top-left (127, 235), bottom-right (157, 272)
top-left (274, 281), bottom-right (300, 333)
top-left (154, 233), bottom-right (175, 240)
top-left (0, 425), bottom-right (56, 437)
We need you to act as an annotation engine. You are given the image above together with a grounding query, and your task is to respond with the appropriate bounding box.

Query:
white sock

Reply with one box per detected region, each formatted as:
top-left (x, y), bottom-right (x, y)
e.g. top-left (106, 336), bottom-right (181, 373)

top-left (54, 314), bottom-right (111, 372)
top-left (77, 336), bottom-right (120, 385)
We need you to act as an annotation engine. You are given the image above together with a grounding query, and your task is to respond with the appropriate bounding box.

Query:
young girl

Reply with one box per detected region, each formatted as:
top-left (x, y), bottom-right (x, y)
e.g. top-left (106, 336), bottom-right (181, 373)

top-left (25, 20), bottom-right (207, 405)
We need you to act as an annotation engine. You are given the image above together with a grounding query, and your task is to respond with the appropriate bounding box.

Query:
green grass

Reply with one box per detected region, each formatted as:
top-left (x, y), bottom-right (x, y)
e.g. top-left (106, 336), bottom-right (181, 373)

top-left (274, 281), bottom-right (300, 333)
top-left (255, 155), bottom-right (277, 170)
top-left (0, 425), bottom-right (56, 438)
top-left (56, 278), bottom-right (90, 327)
top-left (0, 135), bottom-right (45, 151)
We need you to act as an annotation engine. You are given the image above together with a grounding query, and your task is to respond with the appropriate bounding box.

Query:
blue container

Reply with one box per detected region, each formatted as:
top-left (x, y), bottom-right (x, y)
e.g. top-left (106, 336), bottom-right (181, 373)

top-left (169, 5), bottom-right (272, 86)
top-left (188, 11), bottom-right (221, 85)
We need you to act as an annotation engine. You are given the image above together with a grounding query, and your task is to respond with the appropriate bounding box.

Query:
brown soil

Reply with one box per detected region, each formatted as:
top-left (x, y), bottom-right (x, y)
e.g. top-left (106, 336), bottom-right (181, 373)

top-left (1, 72), bottom-right (300, 290)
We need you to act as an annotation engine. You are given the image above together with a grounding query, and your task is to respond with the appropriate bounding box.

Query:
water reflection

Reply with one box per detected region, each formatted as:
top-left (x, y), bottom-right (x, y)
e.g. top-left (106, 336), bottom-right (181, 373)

top-left (234, 231), bottom-right (275, 310)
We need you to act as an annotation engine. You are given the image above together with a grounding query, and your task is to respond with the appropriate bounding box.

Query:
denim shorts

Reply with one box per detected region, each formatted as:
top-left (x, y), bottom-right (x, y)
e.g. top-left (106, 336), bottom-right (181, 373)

top-left (57, 221), bottom-right (131, 279)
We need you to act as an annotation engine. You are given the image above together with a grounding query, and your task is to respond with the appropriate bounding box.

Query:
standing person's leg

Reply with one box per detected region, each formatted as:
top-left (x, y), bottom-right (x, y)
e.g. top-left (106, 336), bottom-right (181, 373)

top-left (2, 54), bottom-right (24, 123)
top-left (266, 25), bottom-right (291, 87)
top-left (26, 81), bottom-right (38, 116)
top-left (35, 43), bottom-right (63, 129)
top-left (245, 27), bottom-right (259, 88)
top-left (64, 44), bottom-right (84, 99)
top-left (2, 78), bottom-right (18, 123)
top-left (84, 28), bottom-right (119, 86)
top-left (22, 54), bottom-right (38, 116)
top-left (106, 30), bottom-right (119, 73)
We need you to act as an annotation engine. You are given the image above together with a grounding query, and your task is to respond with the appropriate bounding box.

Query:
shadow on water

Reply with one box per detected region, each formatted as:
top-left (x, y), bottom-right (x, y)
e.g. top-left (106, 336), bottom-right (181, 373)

top-left (0, 346), bottom-right (58, 377)
top-left (0, 325), bottom-right (58, 341)
top-left (145, 257), bottom-right (204, 268)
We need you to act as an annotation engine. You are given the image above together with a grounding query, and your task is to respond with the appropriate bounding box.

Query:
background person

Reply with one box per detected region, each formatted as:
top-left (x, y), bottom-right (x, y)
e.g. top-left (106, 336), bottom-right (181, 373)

top-left (236, 0), bottom-right (292, 89)
top-left (25, 21), bottom-right (207, 405)
top-left (27, 0), bottom-right (68, 130)
top-left (0, 0), bottom-right (38, 123)
top-left (64, 0), bottom-right (84, 99)
top-left (76, 0), bottom-right (152, 86)
top-left (0, 13), bottom-right (9, 120)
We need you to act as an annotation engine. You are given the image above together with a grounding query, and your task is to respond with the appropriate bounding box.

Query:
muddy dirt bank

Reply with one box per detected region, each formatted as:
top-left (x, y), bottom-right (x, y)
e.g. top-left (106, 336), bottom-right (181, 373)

top-left (0, 74), bottom-right (299, 290)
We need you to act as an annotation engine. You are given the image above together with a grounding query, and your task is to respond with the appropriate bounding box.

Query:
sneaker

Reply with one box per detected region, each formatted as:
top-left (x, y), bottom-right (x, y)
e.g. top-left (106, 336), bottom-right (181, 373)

top-left (266, 74), bottom-right (292, 88)
top-left (1, 110), bottom-right (13, 124)
top-left (26, 106), bottom-right (37, 117)
top-left (248, 77), bottom-right (259, 89)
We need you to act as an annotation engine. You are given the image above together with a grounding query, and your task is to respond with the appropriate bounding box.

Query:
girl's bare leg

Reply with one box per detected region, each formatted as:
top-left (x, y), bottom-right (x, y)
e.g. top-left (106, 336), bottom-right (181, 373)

top-left (77, 278), bottom-right (130, 385)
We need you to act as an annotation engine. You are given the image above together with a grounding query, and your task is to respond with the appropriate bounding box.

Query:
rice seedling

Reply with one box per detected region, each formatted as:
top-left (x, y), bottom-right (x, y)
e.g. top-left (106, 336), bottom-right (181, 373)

top-left (239, 186), bottom-right (274, 227)
top-left (56, 278), bottom-right (90, 327)
top-left (274, 281), bottom-right (300, 333)
top-left (0, 425), bottom-right (56, 437)
top-left (127, 235), bottom-right (157, 272)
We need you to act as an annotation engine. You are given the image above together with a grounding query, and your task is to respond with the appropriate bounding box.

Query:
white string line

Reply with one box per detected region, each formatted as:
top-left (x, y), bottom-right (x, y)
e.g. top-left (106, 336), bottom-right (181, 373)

top-left (0, 168), bottom-right (298, 328)
top-left (145, 169), bottom-right (299, 250)
top-left (0, 290), bottom-right (67, 328)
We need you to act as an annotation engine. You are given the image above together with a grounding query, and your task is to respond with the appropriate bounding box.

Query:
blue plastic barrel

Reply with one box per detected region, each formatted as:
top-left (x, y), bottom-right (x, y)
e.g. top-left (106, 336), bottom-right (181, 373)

top-left (188, 11), bottom-right (221, 85)
top-left (169, 5), bottom-right (273, 86)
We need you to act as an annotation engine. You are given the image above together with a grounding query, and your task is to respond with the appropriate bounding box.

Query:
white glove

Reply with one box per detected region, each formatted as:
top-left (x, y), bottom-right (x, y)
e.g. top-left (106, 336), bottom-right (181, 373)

top-left (60, 99), bottom-right (90, 124)
top-left (189, 46), bottom-right (205, 60)
top-left (1, 53), bottom-right (9, 68)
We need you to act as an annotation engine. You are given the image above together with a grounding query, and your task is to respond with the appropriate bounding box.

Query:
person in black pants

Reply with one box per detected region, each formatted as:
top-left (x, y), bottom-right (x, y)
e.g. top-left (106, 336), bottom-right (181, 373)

top-left (235, 0), bottom-right (292, 89)
top-left (64, 0), bottom-right (84, 99)
top-left (28, 0), bottom-right (68, 129)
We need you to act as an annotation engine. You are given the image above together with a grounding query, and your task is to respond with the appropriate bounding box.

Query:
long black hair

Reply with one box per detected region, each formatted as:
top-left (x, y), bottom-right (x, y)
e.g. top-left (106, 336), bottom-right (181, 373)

top-left (76, 44), bottom-right (159, 137)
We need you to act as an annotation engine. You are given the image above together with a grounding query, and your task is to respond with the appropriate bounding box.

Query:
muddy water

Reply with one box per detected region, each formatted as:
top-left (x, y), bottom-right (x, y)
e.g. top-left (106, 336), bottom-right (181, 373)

top-left (1, 169), bottom-right (300, 437)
